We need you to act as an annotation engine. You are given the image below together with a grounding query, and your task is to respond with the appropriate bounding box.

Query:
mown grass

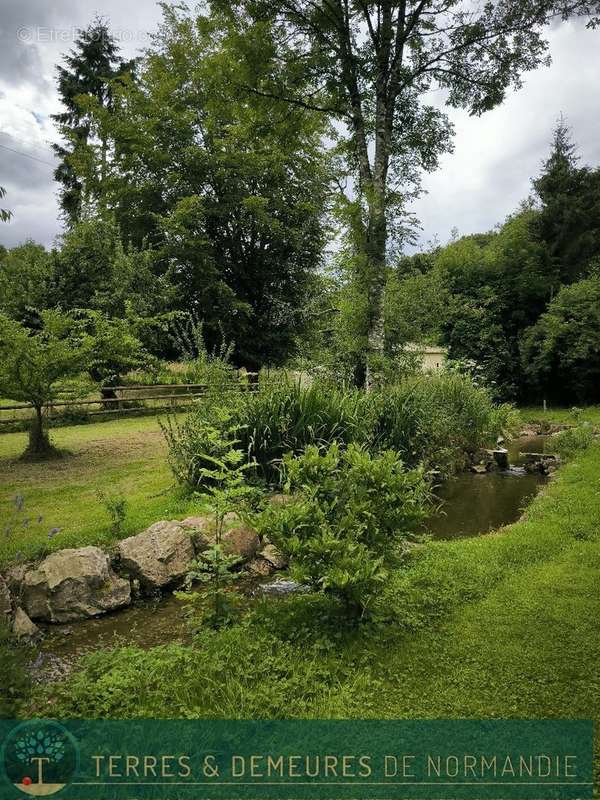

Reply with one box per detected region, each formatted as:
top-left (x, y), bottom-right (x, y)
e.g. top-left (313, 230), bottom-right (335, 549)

top-left (40, 442), bottom-right (600, 764)
top-left (520, 404), bottom-right (600, 426)
top-left (0, 415), bottom-right (194, 565)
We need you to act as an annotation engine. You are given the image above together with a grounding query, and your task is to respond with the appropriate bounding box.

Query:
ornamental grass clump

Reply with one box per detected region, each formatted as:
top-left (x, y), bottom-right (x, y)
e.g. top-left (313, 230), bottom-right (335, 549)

top-left (236, 378), bottom-right (371, 482)
top-left (370, 372), bottom-right (517, 476)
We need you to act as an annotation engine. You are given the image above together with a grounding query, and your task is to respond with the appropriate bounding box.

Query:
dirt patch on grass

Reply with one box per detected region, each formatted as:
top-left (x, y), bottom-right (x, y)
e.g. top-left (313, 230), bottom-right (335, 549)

top-left (0, 429), bottom-right (167, 486)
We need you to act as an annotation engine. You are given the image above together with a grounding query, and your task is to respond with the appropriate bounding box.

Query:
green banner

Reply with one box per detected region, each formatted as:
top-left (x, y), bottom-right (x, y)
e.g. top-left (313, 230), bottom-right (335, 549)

top-left (0, 720), bottom-right (593, 800)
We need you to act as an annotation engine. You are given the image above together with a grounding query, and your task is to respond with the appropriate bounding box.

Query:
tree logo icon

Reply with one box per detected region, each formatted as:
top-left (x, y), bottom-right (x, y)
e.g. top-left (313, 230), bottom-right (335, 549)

top-left (2, 721), bottom-right (78, 796)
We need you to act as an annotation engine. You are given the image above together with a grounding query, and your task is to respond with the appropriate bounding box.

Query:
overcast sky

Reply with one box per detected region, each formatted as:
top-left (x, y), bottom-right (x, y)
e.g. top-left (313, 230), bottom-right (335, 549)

top-left (0, 2), bottom-right (599, 252)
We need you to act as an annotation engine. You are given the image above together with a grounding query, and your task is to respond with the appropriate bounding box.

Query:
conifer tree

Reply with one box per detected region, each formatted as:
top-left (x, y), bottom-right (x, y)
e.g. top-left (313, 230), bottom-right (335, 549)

top-left (51, 18), bottom-right (134, 225)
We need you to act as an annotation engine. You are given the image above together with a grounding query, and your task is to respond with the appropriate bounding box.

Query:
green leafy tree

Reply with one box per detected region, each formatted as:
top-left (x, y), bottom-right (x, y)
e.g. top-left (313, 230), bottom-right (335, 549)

top-left (0, 311), bottom-right (91, 457)
top-left (52, 217), bottom-right (165, 319)
top-left (81, 5), bottom-right (331, 369)
top-left (216, 0), bottom-right (598, 385)
top-left (0, 242), bottom-right (54, 324)
top-left (74, 311), bottom-right (148, 397)
top-left (436, 211), bottom-right (553, 399)
top-left (521, 270), bottom-right (600, 404)
top-left (178, 410), bottom-right (257, 629)
top-left (0, 186), bottom-right (11, 223)
top-left (51, 18), bottom-right (134, 224)
top-left (254, 443), bottom-right (429, 617)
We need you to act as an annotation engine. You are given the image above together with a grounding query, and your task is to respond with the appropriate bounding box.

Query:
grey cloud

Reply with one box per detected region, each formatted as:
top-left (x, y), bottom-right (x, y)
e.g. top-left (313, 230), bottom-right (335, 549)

top-left (0, 133), bottom-right (57, 191)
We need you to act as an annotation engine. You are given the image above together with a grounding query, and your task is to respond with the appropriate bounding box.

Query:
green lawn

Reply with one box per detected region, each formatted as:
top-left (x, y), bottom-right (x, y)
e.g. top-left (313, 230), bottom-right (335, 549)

top-left (519, 404), bottom-right (600, 426)
top-left (0, 415), bottom-right (194, 566)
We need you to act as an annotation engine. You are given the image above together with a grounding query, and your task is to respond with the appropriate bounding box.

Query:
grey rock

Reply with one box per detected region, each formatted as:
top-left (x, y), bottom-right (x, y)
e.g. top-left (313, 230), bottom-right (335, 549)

top-left (259, 543), bottom-right (287, 569)
top-left (117, 520), bottom-right (195, 591)
top-left (222, 522), bottom-right (260, 562)
top-left (21, 547), bottom-right (131, 622)
top-left (246, 557), bottom-right (275, 577)
top-left (13, 607), bottom-right (41, 639)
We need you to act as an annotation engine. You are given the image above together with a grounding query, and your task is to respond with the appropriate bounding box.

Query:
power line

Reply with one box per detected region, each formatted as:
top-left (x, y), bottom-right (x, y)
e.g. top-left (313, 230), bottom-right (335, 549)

top-left (0, 141), bottom-right (56, 168)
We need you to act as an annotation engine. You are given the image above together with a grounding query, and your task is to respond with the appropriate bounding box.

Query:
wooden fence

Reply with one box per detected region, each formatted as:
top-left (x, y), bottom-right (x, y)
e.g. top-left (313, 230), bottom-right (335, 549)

top-left (0, 376), bottom-right (260, 427)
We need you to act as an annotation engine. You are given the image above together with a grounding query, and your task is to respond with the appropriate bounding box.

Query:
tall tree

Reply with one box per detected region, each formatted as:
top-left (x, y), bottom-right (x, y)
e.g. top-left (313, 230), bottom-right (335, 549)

top-left (85, 6), bottom-right (331, 369)
top-left (51, 18), bottom-right (134, 225)
top-left (0, 242), bottom-right (54, 324)
top-left (216, 0), bottom-right (599, 385)
top-left (533, 117), bottom-right (600, 285)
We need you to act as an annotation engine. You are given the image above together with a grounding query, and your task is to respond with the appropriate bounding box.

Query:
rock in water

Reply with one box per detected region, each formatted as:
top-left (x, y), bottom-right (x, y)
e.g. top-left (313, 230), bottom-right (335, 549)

top-left (21, 547), bottom-right (131, 622)
top-left (12, 607), bottom-right (40, 640)
top-left (117, 520), bottom-right (196, 592)
top-left (492, 448), bottom-right (509, 470)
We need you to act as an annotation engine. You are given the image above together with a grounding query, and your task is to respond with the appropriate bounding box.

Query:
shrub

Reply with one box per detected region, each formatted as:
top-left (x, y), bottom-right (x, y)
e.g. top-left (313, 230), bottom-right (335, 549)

top-left (253, 443), bottom-right (430, 616)
top-left (164, 373), bottom-right (515, 491)
top-left (160, 403), bottom-right (246, 491)
top-left (552, 424), bottom-right (595, 459)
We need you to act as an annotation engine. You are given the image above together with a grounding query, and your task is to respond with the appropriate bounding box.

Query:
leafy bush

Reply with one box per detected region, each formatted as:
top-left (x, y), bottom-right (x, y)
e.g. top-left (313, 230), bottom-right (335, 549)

top-left (552, 424), bottom-right (595, 459)
top-left (253, 443), bottom-right (429, 616)
top-left (164, 373), bottom-right (515, 491)
top-left (160, 404), bottom-right (245, 491)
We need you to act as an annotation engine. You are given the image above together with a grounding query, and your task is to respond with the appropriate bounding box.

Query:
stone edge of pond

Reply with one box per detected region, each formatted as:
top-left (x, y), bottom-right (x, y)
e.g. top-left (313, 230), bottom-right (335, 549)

top-left (1, 511), bottom-right (289, 642)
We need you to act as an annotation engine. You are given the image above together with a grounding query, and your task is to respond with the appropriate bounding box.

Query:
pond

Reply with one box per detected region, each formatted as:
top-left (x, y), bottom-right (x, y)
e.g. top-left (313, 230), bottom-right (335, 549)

top-left (423, 435), bottom-right (548, 540)
top-left (30, 435), bottom-right (550, 678)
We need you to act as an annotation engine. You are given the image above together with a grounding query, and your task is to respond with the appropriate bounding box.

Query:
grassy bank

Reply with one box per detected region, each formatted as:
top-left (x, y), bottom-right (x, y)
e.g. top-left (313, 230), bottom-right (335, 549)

top-left (520, 404), bottom-right (600, 426)
top-left (40, 443), bottom-right (600, 749)
top-left (0, 415), bottom-right (193, 565)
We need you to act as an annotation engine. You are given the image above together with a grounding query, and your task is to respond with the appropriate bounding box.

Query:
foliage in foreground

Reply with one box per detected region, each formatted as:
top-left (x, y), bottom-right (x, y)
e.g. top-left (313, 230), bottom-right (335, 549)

top-left (551, 424), bottom-right (595, 460)
top-left (254, 444), bottom-right (429, 615)
top-left (40, 443), bottom-right (600, 724)
top-left (0, 626), bottom-right (30, 717)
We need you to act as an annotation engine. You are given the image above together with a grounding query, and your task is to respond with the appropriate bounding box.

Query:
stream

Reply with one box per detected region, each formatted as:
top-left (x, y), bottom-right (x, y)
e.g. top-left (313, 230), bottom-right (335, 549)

top-left (425, 435), bottom-right (548, 539)
top-left (31, 435), bottom-right (550, 678)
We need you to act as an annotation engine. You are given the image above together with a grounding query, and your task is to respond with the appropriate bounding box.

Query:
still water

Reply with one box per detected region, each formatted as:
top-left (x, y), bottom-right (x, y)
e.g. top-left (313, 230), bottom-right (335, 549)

top-left (423, 435), bottom-right (548, 539)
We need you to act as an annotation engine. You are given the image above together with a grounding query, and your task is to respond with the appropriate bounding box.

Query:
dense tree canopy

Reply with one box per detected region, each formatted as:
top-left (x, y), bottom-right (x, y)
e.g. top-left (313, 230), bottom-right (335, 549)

top-left (213, 0), bottom-right (600, 384)
top-left (533, 118), bottom-right (600, 285)
top-left (81, 6), bottom-right (332, 368)
top-left (521, 271), bottom-right (600, 404)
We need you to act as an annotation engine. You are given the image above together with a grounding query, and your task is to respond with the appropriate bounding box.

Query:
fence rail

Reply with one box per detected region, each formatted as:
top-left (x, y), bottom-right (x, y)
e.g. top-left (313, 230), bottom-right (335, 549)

top-left (0, 375), bottom-right (261, 426)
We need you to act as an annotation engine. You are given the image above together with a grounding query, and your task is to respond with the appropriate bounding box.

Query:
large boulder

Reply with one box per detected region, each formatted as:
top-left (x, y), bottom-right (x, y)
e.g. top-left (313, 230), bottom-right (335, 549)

top-left (246, 558), bottom-right (275, 577)
top-left (21, 547), bottom-right (131, 623)
top-left (180, 516), bottom-right (213, 552)
top-left (116, 520), bottom-right (196, 591)
top-left (0, 575), bottom-right (12, 622)
top-left (259, 544), bottom-right (287, 570)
